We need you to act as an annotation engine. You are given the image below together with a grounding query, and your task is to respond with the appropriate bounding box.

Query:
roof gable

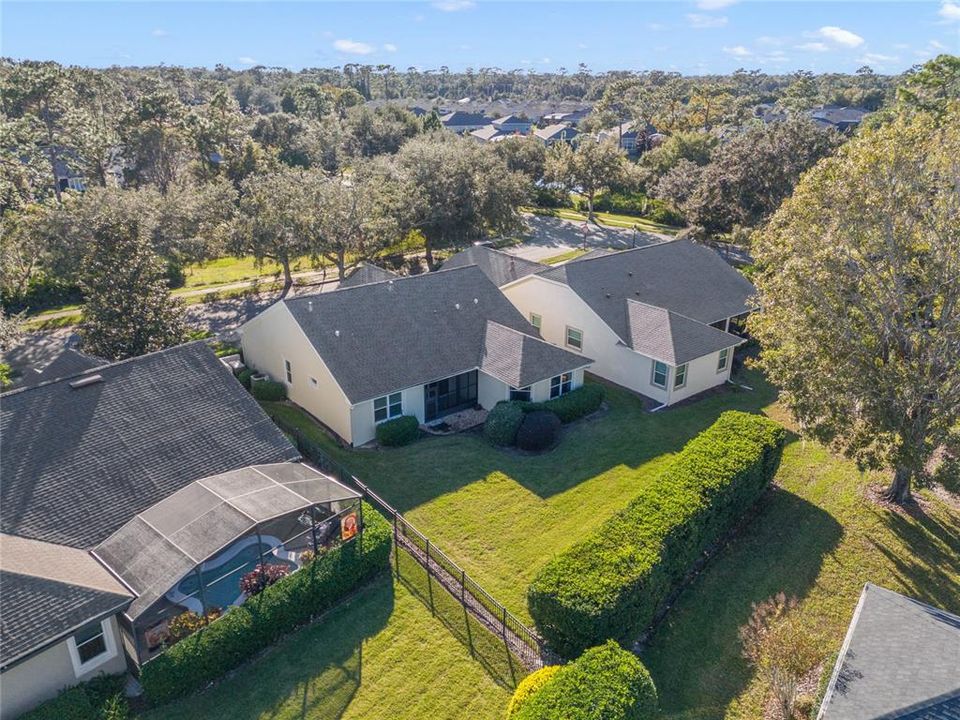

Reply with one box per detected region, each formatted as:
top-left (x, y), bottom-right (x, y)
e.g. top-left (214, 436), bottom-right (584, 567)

top-left (441, 245), bottom-right (546, 287)
top-left (480, 321), bottom-right (589, 388)
top-left (625, 301), bottom-right (742, 365)
top-left (339, 262), bottom-right (399, 288)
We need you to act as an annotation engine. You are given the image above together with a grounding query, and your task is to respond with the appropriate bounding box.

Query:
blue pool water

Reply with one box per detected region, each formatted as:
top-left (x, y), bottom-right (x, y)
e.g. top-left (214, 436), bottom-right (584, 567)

top-left (177, 543), bottom-right (297, 610)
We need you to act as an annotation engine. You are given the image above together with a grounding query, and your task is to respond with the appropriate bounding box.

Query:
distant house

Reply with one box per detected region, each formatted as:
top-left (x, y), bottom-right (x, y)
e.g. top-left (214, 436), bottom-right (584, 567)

top-left (491, 114), bottom-right (533, 134)
top-left (469, 125), bottom-right (508, 143)
top-left (534, 123), bottom-right (579, 147)
top-left (441, 245), bottom-right (545, 288)
top-left (53, 157), bottom-right (86, 193)
top-left (501, 240), bottom-right (755, 406)
top-left (808, 105), bottom-right (868, 132)
top-left (408, 106), bottom-right (429, 117)
top-left (15, 347), bottom-right (102, 389)
top-left (597, 121), bottom-right (657, 155)
top-left (817, 584), bottom-right (960, 720)
top-left (339, 262), bottom-right (399, 288)
top-left (541, 108), bottom-right (592, 126)
top-left (440, 110), bottom-right (490, 134)
top-left (240, 266), bottom-right (591, 446)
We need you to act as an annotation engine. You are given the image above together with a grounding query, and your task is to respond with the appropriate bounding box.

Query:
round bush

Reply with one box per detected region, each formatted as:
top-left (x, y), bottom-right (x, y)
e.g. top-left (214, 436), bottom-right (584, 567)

top-left (516, 410), bottom-right (561, 452)
top-left (506, 665), bottom-right (562, 719)
top-left (375, 415), bottom-right (419, 447)
top-left (484, 402), bottom-right (525, 446)
top-left (251, 379), bottom-right (286, 401)
top-left (237, 368), bottom-right (254, 389)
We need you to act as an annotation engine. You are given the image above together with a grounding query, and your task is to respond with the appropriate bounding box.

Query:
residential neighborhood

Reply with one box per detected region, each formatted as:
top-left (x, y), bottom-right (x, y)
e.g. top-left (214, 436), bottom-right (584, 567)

top-left (0, 3), bottom-right (958, 720)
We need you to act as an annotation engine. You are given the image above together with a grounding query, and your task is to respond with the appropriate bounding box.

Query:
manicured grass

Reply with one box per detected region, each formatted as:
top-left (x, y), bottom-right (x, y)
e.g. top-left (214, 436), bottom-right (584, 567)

top-left (262, 373), bottom-right (773, 624)
top-left (541, 248), bottom-right (591, 265)
top-left (180, 255), bottom-right (315, 288)
top-left (524, 206), bottom-right (680, 234)
top-left (143, 552), bottom-right (519, 720)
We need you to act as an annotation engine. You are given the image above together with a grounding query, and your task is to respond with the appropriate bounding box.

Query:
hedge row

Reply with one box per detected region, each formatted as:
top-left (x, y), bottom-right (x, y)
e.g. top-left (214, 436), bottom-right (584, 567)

top-left (20, 673), bottom-right (127, 720)
top-left (140, 503), bottom-right (392, 705)
top-left (250, 379), bottom-right (287, 401)
top-left (510, 641), bottom-right (658, 720)
top-left (528, 411), bottom-right (785, 656)
top-left (527, 384), bottom-right (604, 424)
top-left (375, 415), bottom-right (420, 446)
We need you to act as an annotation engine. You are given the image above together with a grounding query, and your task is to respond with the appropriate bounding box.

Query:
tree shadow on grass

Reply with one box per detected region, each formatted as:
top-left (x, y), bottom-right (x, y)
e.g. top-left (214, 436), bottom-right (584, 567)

top-left (639, 486), bottom-right (843, 719)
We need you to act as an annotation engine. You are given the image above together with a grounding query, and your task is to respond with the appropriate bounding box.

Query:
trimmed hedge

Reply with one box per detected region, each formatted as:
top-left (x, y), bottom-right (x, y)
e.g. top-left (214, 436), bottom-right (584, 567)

top-left (20, 673), bottom-right (127, 720)
top-left (375, 415), bottom-right (420, 446)
top-left (513, 641), bottom-right (658, 720)
top-left (250, 379), bottom-right (287, 401)
top-left (484, 402), bottom-right (525, 446)
top-left (516, 410), bottom-right (561, 452)
top-left (236, 368), bottom-right (254, 389)
top-left (540, 384), bottom-right (603, 423)
top-left (140, 503), bottom-right (392, 705)
top-left (506, 665), bottom-right (562, 719)
top-left (528, 411), bottom-right (785, 656)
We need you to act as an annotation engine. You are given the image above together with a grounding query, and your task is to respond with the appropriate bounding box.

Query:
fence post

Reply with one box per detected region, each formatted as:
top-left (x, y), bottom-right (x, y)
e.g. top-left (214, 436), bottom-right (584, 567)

top-left (393, 514), bottom-right (399, 577)
top-left (460, 569), bottom-right (466, 605)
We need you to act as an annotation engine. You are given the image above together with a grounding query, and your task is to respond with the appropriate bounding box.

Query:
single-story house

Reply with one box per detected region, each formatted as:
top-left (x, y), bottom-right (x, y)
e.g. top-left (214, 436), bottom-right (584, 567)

top-left (441, 245), bottom-right (545, 288)
top-left (808, 105), bottom-right (868, 133)
top-left (541, 108), bottom-right (592, 126)
top-left (0, 342), bottom-right (347, 718)
top-left (534, 123), bottom-right (579, 146)
top-left (339, 262), bottom-right (399, 288)
top-left (469, 124), bottom-right (509, 143)
top-left (817, 584), bottom-right (960, 719)
top-left (501, 240), bottom-right (756, 406)
top-left (440, 110), bottom-right (490, 134)
top-left (492, 114), bottom-right (533, 134)
top-left (239, 265), bottom-right (591, 446)
top-left (597, 121), bottom-right (657, 155)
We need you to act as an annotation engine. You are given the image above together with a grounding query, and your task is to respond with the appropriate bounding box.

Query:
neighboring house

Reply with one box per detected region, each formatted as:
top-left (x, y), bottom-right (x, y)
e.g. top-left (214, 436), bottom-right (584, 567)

top-left (339, 262), bottom-right (399, 288)
top-left (597, 121), bottom-right (657, 155)
top-left (0, 342), bottom-right (306, 718)
top-left (808, 105), bottom-right (868, 132)
top-left (534, 123), bottom-right (579, 146)
top-left (541, 108), bottom-right (592, 126)
top-left (440, 111), bottom-right (490, 134)
top-left (441, 245), bottom-right (545, 288)
top-left (501, 240), bottom-right (755, 406)
top-left (53, 157), bottom-right (86, 193)
top-left (491, 114), bottom-right (533, 134)
top-left (817, 584), bottom-right (960, 720)
top-left (14, 347), bottom-right (103, 389)
top-left (469, 124), bottom-right (508, 143)
top-left (239, 266), bottom-right (591, 446)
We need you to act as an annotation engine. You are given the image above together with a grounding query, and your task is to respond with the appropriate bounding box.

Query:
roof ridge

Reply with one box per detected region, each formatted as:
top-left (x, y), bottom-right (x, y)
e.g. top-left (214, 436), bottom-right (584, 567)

top-left (291, 264), bottom-right (482, 301)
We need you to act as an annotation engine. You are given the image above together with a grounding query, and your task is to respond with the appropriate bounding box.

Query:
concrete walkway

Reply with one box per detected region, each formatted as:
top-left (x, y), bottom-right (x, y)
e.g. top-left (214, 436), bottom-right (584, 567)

top-left (505, 213), bottom-right (670, 262)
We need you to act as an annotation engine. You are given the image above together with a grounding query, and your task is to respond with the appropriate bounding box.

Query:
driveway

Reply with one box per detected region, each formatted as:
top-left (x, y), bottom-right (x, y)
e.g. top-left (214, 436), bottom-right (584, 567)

top-left (505, 213), bottom-right (670, 262)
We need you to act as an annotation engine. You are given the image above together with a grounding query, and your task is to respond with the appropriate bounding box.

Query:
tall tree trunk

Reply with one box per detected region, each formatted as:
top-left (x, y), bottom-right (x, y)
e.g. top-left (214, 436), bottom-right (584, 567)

top-left (424, 238), bottom-right (436, 271)
top-left (884, 466), bottom-right (912, 504)
top-left (279, 257), bottom-right (293, 298)
top-left (586, 193), bottom-right (595, 222)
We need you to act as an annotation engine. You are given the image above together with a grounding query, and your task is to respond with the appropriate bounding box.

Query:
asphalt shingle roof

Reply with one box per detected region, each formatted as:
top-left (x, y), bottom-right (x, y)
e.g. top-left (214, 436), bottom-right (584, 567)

top-left (818, 584), bottom-right (960, 720)
top-left (441, 245), bottom-right (546, 287)
top-left (534, 124), bottom-right (579, 141)
top-left (440, 110), bottom-right (489, 126)
top-left (469, 125), bottom-right (507, 142)
top-left (339, 262), bottom-right (399, 288)
top-left (0, 342), bottom-right (298, 549)
top-left (480, 321), bottom-right (590, 388)
top-left (15, 348), bottom-right (103, 389)
top-left (283, 265), bottom-right (587, 403)
top-left (625, 301), bottom-right (743, 365)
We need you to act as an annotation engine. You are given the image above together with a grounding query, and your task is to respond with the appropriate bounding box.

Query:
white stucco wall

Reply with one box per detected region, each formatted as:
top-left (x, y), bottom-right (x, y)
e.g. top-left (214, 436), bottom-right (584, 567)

top-left (668, 348), bottom-right (734, 403)
top-left (239, 302), bottom-right (354, 444)
top-left (0, 616), bottom-right (127, 720)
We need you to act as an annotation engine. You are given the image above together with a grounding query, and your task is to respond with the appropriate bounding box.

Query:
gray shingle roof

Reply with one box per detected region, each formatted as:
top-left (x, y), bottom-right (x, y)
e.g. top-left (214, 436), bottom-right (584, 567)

top-left (283, 265), bottom-right (587, 403)
top-left (0, 570), bottom-right (131, 669)
top-left (538, 239), bottom-right (756, 332)
top-left (339, 262), bottom-right (399, 288)
top-left (625, 301), bottom-right (743, 365)
top-left (440, 111), bottom-right (489, 126)
top-left (469, 125), bottom-right (507, 142)
top-left (480, 321), bottom-right (590, 388)
top-left (818, 584), bottom-right (960, 720)
top-left (534, 124), bottom-right (579, 141)
top-left (16, 348), bottom-right (103, 389)
top-left (441, 246), bottom-right (546, 287)
top-left (0, 342), bottom-right (298, 549)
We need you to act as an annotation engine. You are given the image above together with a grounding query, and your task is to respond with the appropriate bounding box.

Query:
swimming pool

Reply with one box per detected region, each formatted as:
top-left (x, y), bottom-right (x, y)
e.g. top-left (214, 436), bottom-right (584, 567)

top-left (176, 542), bottom-right (297, 611)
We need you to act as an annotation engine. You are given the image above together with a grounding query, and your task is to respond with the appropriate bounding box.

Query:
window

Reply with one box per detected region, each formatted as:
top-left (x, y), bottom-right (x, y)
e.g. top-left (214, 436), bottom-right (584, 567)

top-left (530, 313), bottom-right (542, 330)
top-left (67, 619), bottom-right (115, 677)
top-left (374, 392), bottom-right (403, 423)
top-left (674, 363), bottom-right (688, 389)
top-left (717, 348), bottom-right (729, 373)
top-left (284, 359), bottom-right (293, 384)
top-left (510, 386), bottom-right (531, 402)
top-left (550, 373), bottom-right (572, 399)
top-left (565, 326), bottom-right (583, 351)
top-left (651, 361), bottom-right (668, 389)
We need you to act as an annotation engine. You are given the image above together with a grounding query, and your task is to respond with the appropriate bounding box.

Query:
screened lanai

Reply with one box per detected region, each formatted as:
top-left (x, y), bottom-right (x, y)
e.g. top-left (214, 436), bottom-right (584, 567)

top-left (92, 463), bottom-right (361, 664)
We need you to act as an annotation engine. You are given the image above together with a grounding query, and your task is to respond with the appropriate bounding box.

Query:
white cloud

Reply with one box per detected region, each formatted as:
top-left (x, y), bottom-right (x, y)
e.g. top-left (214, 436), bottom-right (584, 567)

top-left (432, 0), bottom-right (475, 11)
top-left (333, 39), bottom-right (375, 55)
top-left (697, 0), bottom-right (737, 9)
top-left (151, 28), bottom-right (168, 37)
top-left (814, 26), bottom-right (865, 48)
top-left (686, 13), bottom-right (728, 28)
top-left (939, 1), bottom-right (960, 21)
top-left (383, 43), bottom-right (398, 52)
top-left (929, 39), bottom-right (948, 49)
top-left (577, 42), bottom-right (589, 49)
top-left (238, 56), bottom-right (257, 65)
top-left (796, 42), bottom-right (829, 52)
top-left (723, 45), bottom-right (753, 57)
top-left (859, 52), bottom-right (898, 65)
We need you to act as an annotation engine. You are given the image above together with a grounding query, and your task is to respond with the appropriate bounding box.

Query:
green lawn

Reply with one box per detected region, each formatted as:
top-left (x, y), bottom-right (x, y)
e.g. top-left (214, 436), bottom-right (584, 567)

top-left (540, 248), bottom-right (592, 265)
top-left (263, 373), bottom-right (960, 719)
top-left (143, 551), bottom-right (520, 720)
top-left (523, 206), bottom-right (680, 234)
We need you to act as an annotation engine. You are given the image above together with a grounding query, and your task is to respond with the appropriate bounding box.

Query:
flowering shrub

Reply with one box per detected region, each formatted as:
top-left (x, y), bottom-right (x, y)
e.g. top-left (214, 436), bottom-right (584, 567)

top-left (239, 563), bottom-right (291, 596)
top-left (167, 607), bottom-right (222, 644)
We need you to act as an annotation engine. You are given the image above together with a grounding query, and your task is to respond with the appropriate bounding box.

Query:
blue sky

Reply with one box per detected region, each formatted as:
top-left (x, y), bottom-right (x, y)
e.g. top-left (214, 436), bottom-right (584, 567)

top-left (3, 1), bottom-right (957, 75)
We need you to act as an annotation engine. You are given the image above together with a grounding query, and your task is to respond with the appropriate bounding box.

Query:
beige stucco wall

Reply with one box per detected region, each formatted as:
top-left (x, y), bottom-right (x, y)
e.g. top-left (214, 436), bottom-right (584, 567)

top-left (240, 302), bottom-right (355, 444)
top-left (0, 616), bottom-right (127, 720)
top-left (503, 276), bottom-right (733, 405)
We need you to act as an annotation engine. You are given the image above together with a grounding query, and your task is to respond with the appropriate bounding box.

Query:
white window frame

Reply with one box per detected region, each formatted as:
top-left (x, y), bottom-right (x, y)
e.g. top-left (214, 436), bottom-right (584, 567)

top-left (550, 373), bottom-right (572, 399)
top-left (651, 361), bottom-right (668, 389)
top-left (674, 363), bottom-right (688, 389)
top-left (67, 618), bottom-right (117, 678)
top-left (374, 392), bottom-right (403, 423)
top-left (565, 326), bottom-right (583, 351)
top-left (530, 313), bottom-right (542, 330)
top-left (509, 386), bottom-right (532, 402)
top-left (717, 348), bottom-right (729, 373)
top-left (283, 358), bottom-right (293, 385)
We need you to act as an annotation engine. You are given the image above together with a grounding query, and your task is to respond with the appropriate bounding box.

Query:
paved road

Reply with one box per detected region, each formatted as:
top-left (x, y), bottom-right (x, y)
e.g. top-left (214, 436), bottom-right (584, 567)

top-left (505, 213), bottom-right (670, 262)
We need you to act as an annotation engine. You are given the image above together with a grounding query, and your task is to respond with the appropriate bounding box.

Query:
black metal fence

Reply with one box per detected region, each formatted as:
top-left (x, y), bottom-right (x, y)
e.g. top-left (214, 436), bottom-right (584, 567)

top-left (272, 416), bottom-right (556, 670)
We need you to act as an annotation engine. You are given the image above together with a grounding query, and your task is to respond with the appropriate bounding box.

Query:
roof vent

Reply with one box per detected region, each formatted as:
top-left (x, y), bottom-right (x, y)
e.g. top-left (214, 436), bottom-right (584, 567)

top-left (334, 330), bottom-right (340, 337)
top-left (307, 301), bottom-right (313, 312)
top-left (473, 297), bottom-right (479, 304)
top-left (605, 293), bottom-right (612, 299)
top-left (455, 302), bottom-right (461, 310)
top-left (69, 374), bottom-right (104, 390)
top-left (628, 271), bottom-right (633, 277)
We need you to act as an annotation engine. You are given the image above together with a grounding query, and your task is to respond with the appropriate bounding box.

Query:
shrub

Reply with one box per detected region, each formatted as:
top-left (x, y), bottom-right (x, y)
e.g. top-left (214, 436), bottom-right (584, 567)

top-left (542, 384), bottom-right (603, 423)
top-left (20, 674), bottom-right (127, 720)
top-left (484, 401), bottom-right (525, 446)
top-left (513, 641), bottom-right (658, 720)
top-left (516, 410), bottom-right (561, 452)
top-left (506, 665), bottom-right (562, 719)
top-left (534, 186), bottom-right (569, 208)
top-left (375, 415), bottom-right (419, 447)
top-left (237, 368), bottom-right (254, 389)
top-left (528, 411), bottom-right (785, 656)
top-left (0, 362), bottom-right (13, 389)
top-left (250, 379), bottom-right (286, 401)
top-left (239, 563), bottom-right (291, 596)
top-left (140, 503), bottom-right (392, 705)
